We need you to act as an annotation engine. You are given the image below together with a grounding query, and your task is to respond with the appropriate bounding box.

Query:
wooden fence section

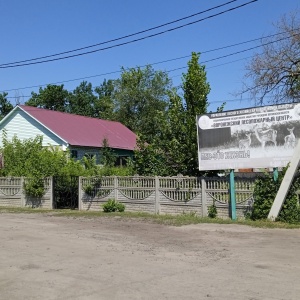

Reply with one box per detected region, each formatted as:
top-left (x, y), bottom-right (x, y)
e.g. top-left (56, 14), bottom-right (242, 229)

top-left (79, 176), bottom-right (256, 218)
top-left (0, 177), bottom-right (53, 209)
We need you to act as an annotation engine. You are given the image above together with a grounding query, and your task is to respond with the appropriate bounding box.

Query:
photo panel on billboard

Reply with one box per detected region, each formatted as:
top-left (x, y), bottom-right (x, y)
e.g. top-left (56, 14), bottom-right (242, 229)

top-left (197, 103), bottom-right (300, 171)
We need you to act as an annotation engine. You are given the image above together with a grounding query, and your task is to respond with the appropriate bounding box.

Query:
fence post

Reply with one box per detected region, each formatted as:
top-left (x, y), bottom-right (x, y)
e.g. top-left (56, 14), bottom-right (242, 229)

top-left (49, 177), bottom-right (53, 209)
top-left (20, 177), bottom-right (25, 207)
top-left (230, 169), bottom-right (237, 220)
top-left (78, 176), bottom-right (82, 211)
top-left (155, 176), bottom-right (160, 214)
top-left (114, 176), bottom-right (118, 201)
top-left (201, 178), bottom-right (207, 217)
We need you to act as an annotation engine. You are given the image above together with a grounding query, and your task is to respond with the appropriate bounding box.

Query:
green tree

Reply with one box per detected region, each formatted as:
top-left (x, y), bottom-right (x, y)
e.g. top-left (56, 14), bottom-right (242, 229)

top-left (0, 92), bottom-right (13, 120)
top-left (69, 81), bottom-right (98, 117)
top-left (134, 134), bottom-right (170, 176)
top-left (133, 53), bottom-right (211, 176)
top-left (99, 138), bottom-right (116, 167)
top-left (113, 65), bottom-right (172, 141)
top-left (94, 79), bottom-right (115, 120)
top-left (252, 169), bottom-right (300, 223)
top-left (25, 84), bottom-right (69, 112)
top-left (0, 132), bottom-right (86, 178)
top-left (181, 52), bottom-right (211, 175)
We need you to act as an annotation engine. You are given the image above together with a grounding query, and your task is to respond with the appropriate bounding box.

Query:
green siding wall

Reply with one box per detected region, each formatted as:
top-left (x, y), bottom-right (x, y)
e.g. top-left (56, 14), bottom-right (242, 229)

top-left (69, 146), bottom-right (133, 164)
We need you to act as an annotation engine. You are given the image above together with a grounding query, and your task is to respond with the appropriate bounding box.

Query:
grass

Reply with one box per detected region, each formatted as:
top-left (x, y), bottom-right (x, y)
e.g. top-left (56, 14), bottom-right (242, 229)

top-left (0, 206), bottom-right (299, 229)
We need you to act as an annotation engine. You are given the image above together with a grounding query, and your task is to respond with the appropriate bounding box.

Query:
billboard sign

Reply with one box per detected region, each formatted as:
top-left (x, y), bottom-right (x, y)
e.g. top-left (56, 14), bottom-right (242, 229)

top-left (197, 103), bottom-right (300, 171)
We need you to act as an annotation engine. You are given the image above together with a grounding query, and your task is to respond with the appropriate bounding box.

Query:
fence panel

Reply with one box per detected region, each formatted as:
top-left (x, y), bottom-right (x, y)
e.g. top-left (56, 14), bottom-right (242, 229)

top-left (0, 177), bottom-right (53, 209)
top-left (0, 177), bottom-right (23, 207)
top-left (158, 176), bottom-right (202, 215)
top-left (78, 175), bottom-right (256, 219)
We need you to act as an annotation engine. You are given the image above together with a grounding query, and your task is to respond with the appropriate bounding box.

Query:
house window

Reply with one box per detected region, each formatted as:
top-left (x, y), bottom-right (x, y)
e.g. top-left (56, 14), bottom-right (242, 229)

top-left (84, 153), bottom-right (96, 160)
top-left (71, 150), bottom-right (78, 158)
top-left (115, 156), bottom-right (129, 166)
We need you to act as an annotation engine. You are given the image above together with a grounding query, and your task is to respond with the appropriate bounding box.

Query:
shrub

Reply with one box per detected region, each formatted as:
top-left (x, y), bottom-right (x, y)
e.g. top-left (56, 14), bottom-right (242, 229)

top-left (83, 176), bottom-right (102, 196)
top-left (24, 178), bottom-right (45, 198)
top-left (251, 169), bottom-right (300, 223)
top-left (83, 184), bottom-right (94, 196)
top-left (102, 199), bottom-right (125, 213)
top-left (208, 203), bottom-right (217, 218)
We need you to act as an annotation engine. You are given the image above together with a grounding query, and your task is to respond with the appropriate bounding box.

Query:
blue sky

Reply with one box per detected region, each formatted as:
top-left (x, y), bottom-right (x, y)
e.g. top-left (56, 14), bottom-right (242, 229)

top-left (0, 0), bottom-right (299, 112)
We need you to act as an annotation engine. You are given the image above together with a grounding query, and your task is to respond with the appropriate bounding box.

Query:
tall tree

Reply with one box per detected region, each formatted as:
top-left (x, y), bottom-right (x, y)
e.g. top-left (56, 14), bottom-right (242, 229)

top-left (134, 53), bottom-right (211, 176)
top-left (69, 81), bottom-right (98, 117)
top-left (0, 92), bottom-right (13, 119)
top-left (26, 84), bottom-right (69, 112)
top-left (243, 11), bottom-right (300, 104)
top-left (182, 52), bottom-right (211, 175)
top-left (94, 79), bottom-right (115, 120)
top-left (113, 65), bottom-right (172, 141)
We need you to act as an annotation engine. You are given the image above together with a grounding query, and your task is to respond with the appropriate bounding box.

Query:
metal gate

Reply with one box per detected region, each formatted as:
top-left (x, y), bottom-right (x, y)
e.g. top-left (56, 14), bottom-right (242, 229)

top-left (53, 176), bottom-right (79, 209)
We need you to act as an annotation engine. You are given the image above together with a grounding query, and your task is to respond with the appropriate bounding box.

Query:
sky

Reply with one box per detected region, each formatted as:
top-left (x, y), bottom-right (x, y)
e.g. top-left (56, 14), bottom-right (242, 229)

top-left (0, 0), bottom-right (299, 113)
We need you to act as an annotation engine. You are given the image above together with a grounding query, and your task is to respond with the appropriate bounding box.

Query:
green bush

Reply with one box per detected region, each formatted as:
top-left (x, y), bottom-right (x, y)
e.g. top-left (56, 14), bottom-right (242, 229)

top-left (102, 199), bottom-right (125, 213)
top-left (252, 169), bottom-right (300, 223)
top-left (83, 184), bottom-right (94, 196)
top-left (24, 178), bottom-right (45, 198)
top-left (208, 203), bottom-right (217, 218)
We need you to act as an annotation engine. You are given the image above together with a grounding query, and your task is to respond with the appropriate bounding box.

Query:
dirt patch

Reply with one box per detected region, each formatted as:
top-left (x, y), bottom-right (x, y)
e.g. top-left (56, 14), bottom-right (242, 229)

top-left (0, 213), bottom-right (299, 299)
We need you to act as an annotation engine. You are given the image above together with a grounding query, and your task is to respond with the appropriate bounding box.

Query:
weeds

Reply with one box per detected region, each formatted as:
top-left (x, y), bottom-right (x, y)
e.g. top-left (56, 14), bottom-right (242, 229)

top-left (0, 207), bottom-right (299, 229)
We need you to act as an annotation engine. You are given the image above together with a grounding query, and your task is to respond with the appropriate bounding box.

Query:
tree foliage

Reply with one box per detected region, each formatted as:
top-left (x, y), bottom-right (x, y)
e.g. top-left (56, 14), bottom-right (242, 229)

top-left (26, 84), bottom-right (69, 112)
top-left (243, 11), bottom-right (300, 104)
top-left (0, 133), bottom-right (86, 178)
top-left (113, 65), bottom-right (172, 142)
top-left (99, 138), bottom-right (116, 167)
top-left (0, 92), bottom-right (13, 120)
top-left (69, 81), bottom-right (98, 117)
top-left (94, 79), bottom-right (115, 120)
top-left (134, 53), bottom-right (211, 176)
top-left (182, 52), bottom-right (211, 175)
top-left (251, 169), bottom-right (300, 223)
top-left (25, 80), bottom-right (116, 120)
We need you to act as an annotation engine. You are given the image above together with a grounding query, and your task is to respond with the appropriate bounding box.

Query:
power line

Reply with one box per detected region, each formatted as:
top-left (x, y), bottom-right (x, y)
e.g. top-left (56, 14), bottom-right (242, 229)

top-left (163, 32), bottom-right (299, 74)
top-left (0, 0), bottom-right (258, 69)
top-left (0, 0), bottom-right (240, 67)
top-left (2, 30), bottom-right (292, 93)
top-left (170, 56), bottom-right (254, 80)
top-left (1, 56), bottom-right (255, 99)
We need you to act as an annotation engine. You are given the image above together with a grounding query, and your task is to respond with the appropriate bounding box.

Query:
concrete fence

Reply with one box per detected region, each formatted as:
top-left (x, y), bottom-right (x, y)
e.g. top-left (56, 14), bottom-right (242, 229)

top-left (79, 175), bottom-right (256, 218)
top-left (0, 175), bottom-right (255, 218)
top-left (0, 177), bottom-right (53, 209)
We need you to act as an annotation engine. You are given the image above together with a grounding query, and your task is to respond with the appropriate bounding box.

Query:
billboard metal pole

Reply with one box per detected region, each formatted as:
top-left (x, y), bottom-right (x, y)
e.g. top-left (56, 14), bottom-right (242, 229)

top-left (273, 167), bottom-right (278, 182)
top-left (229, 169), bottom-right (236, 220)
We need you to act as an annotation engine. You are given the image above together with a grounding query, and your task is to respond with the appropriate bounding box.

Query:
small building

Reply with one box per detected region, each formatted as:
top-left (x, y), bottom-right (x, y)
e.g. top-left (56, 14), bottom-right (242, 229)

top-left (0, 105), bottom-right (137, 165)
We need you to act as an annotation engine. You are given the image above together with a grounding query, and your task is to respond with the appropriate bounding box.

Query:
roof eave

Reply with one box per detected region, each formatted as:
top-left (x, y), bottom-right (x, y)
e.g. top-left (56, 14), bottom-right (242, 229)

top-left (15, 105), bottom-right (69, 145)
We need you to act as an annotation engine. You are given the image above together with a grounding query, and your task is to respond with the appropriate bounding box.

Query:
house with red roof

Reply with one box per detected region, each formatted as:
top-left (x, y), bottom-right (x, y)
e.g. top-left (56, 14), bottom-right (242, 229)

top-left (0, 105), bottom-right (137, 165)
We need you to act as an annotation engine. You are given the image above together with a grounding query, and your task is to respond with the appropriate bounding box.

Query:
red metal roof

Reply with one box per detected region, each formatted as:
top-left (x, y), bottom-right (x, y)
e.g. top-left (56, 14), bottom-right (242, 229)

top-left (19, 105), bottom-right (137, 150)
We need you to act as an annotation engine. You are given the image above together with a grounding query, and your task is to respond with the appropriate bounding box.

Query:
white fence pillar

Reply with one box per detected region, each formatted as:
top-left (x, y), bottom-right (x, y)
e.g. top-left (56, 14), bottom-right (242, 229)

top-left (114, 176), bottom-right (118, 201)
top-left (155, 176), bottom-right (160, 214)
top-left (20, 177), bottom-right (25, 207)
top-left (78, 176), bottom-right (82, 210)
top-left (49, 177), bottom-right (53, 209)
top-left (201, 178), bottom-right (207, 217)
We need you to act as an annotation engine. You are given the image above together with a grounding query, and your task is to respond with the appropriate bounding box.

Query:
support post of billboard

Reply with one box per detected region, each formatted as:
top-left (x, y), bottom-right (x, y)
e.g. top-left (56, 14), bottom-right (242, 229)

top-left (273, 168), bottom-right (278, 182)
top-left (268, 140), bottom-right (300, 221)
top-left (229, 169), bottom-right (236, 220)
